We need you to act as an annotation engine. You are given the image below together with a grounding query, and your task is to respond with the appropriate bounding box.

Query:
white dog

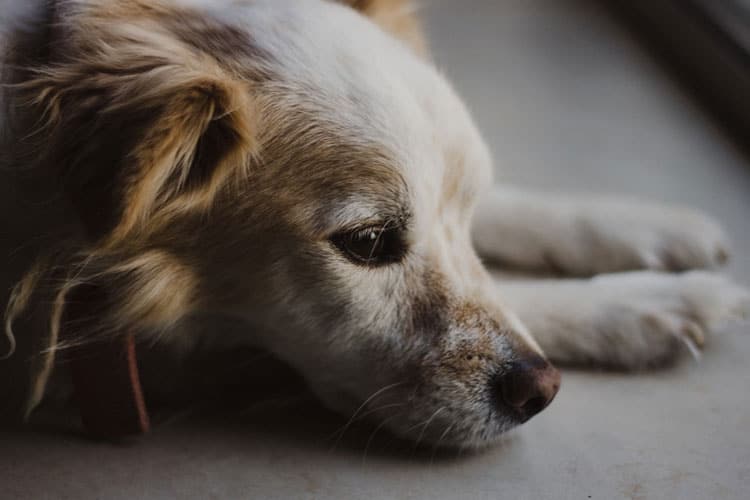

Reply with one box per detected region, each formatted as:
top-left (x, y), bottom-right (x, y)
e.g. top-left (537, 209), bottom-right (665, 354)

top-left (1, 0), bottom-right (748, 448)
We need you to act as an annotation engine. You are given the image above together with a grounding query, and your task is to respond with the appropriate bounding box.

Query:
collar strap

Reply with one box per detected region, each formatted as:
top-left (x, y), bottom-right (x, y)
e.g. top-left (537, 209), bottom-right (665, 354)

top-left (68, 334), bottom-right (150, 438)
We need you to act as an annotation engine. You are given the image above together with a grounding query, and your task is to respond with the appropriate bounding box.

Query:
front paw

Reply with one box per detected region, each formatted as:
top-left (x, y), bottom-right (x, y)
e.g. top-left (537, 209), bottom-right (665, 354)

top-left (474, 195), bottom-right (731, 277)
top-left (589, 271), bottom-right (749, 369)
top-left (581, 202), bottom-right (730, 274)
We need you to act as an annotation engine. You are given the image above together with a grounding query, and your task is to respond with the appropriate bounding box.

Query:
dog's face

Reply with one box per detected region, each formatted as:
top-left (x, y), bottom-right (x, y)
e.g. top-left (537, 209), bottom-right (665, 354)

top-left (9, 0), bottom-right (559, 447)
top-left (190, 0), bottom-right (559, 447)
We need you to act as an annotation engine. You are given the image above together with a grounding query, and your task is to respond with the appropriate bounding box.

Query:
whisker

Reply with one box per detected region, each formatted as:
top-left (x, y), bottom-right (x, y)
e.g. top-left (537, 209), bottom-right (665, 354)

top-left (430, 422), bottom-right (455, 465)
top-left (328, 381), bottom-right (405, 451)
top-left (413, 406), bottom-right (446, 451)
top-left (362, 414), bottom-right (400, 466)
top-left (355, 402), bottom-right (405, 422)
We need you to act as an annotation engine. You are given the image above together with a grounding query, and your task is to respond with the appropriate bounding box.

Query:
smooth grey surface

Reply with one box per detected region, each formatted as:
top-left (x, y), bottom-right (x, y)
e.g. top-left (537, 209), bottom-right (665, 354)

top-left (3, 1), bottom-right (750, 499)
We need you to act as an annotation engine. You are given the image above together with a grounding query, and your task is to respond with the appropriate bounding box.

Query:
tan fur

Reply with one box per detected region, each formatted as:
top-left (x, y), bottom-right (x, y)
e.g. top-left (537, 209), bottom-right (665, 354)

top-left (7, 2), bottom-right (262, 411)
top-left (22, 7), bottom-right (258, 244)
top-left (342, 0), bottom-right (427, 55)
top-left (3, 259), bottom-right (47, 361)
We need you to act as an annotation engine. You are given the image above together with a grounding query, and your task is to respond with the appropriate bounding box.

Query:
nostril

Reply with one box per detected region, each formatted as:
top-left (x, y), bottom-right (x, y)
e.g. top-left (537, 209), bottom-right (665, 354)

top-left (521, 395), bottom-right (548, 417)
top-left (496, 369), bottom-right (534, 409)
top-left (493, 357), bottom-right (561, 421)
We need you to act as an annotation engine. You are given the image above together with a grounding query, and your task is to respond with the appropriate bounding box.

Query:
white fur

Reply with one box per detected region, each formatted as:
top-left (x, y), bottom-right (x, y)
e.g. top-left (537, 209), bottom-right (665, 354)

top-left (474, 186), bottom-right (730, 275)
top-left (492, 270), bottom-right (750, 368)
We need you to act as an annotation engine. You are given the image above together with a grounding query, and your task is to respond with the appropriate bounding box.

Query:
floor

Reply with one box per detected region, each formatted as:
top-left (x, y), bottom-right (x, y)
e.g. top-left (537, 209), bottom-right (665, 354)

top-left (3, 0), bottom-right (750, 498)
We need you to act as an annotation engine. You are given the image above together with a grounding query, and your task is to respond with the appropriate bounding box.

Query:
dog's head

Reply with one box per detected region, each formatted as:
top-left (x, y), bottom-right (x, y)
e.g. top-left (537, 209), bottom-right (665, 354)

top-left (5, 0), bottom-right (559, 448)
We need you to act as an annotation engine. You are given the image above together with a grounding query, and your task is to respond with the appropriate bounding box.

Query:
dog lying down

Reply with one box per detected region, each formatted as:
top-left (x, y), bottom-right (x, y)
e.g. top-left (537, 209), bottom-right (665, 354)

top-left (1, 0), bottom-right (749, 448)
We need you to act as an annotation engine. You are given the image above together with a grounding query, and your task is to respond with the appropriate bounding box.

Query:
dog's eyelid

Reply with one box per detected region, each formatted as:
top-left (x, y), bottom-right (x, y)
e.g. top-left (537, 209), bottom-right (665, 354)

top-left (329, 216), bottom-right (409, 267)
top-left (331, 212), bottom-right (410, 238)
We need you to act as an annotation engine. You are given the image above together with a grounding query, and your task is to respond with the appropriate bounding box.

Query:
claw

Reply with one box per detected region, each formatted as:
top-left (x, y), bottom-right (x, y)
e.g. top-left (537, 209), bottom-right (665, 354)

top-left (677, 330), bottom-right (703, 361)
top-left (681, 321), bottom-right (705, 348)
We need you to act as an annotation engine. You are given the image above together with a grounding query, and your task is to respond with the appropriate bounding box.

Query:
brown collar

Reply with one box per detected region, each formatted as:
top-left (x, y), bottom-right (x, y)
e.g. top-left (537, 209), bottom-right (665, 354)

top-left (68, 334), bottom-right (150, 438)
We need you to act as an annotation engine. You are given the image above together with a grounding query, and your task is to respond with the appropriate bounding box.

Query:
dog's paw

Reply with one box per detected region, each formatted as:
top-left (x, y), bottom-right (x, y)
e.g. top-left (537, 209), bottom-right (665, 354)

top-left (588, 271), bottom-right (749, 369)
top-left (573, 202), bottom-right (730, 275)
top-left (474, 194), bottom-right (730, 276)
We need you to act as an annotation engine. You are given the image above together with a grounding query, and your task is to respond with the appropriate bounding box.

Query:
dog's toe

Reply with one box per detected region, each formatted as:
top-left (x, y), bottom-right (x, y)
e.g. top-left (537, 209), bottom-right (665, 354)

top-left (590, 271), bottom-right (749, 369)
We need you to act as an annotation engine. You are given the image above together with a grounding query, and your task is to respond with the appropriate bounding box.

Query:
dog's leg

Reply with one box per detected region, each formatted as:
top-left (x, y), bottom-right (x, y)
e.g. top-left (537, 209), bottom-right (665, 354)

top-left (473, 187), bottom-right (729, 276)
top-left (493, 270), bottom-right (750, 369)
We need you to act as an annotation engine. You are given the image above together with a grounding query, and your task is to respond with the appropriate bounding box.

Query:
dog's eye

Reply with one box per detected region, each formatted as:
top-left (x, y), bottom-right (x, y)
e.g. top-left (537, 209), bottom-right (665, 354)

top-left (331, 225), bottom-right (406, 266)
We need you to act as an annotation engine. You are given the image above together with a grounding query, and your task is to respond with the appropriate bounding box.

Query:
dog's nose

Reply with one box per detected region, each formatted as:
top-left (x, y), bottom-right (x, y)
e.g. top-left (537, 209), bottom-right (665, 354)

top-left (493, 357), bottom-right (560, 421)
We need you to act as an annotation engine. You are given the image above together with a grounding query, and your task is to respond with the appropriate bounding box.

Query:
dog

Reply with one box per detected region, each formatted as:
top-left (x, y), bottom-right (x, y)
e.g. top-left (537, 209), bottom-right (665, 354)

top-left (1, 0), bottom-right (748, 448)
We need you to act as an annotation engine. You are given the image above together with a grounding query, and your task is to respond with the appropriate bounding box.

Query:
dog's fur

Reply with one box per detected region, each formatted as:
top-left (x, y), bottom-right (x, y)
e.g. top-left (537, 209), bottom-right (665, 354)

top-left (1, 0), bottom-right (749, 448)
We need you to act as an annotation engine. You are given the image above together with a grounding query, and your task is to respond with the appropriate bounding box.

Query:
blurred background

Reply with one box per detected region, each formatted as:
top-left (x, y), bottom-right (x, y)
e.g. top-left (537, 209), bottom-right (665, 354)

top-left (425, 0), bottom-right (750, 282)
top-left (3, 1), bottom-right (750, 499)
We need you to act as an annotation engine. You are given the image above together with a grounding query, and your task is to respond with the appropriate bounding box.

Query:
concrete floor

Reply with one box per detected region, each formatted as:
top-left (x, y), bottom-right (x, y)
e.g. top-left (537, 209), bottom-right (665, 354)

top-left (3, 0), bottom-right (750, 498)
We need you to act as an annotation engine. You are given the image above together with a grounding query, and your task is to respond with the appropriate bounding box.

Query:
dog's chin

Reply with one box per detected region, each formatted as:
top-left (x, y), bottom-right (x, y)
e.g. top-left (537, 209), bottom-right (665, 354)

top-left (315, 387), bottom-right (524, 449)
top-left (387, 412), bottom-right (523, 450)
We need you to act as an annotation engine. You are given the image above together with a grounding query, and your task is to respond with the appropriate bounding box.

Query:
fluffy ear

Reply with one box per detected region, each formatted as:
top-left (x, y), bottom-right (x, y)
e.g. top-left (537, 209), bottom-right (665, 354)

top-left (22, 14), bottom-right (257, 241)
top-left (5, 3), bottom-right (257, 421)
top-left (342, 0), bottom-right (428, 56)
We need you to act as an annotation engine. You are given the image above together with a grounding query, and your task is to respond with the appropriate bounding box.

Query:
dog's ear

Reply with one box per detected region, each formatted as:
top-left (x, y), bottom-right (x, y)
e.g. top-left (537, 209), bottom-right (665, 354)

top-left (7, 4), bottom-right (254, 419)
top-left (341, 0), bottom-right (428, 56)
top-left (23, 16), bottom-right (257, 241)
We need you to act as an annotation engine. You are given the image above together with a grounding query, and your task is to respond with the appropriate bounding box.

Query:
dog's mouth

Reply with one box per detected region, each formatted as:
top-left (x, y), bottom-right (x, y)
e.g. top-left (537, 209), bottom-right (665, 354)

top-left (316, 356), bottom-right (561, 449)
top-left (354, 399), bottom-right (527, 450)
